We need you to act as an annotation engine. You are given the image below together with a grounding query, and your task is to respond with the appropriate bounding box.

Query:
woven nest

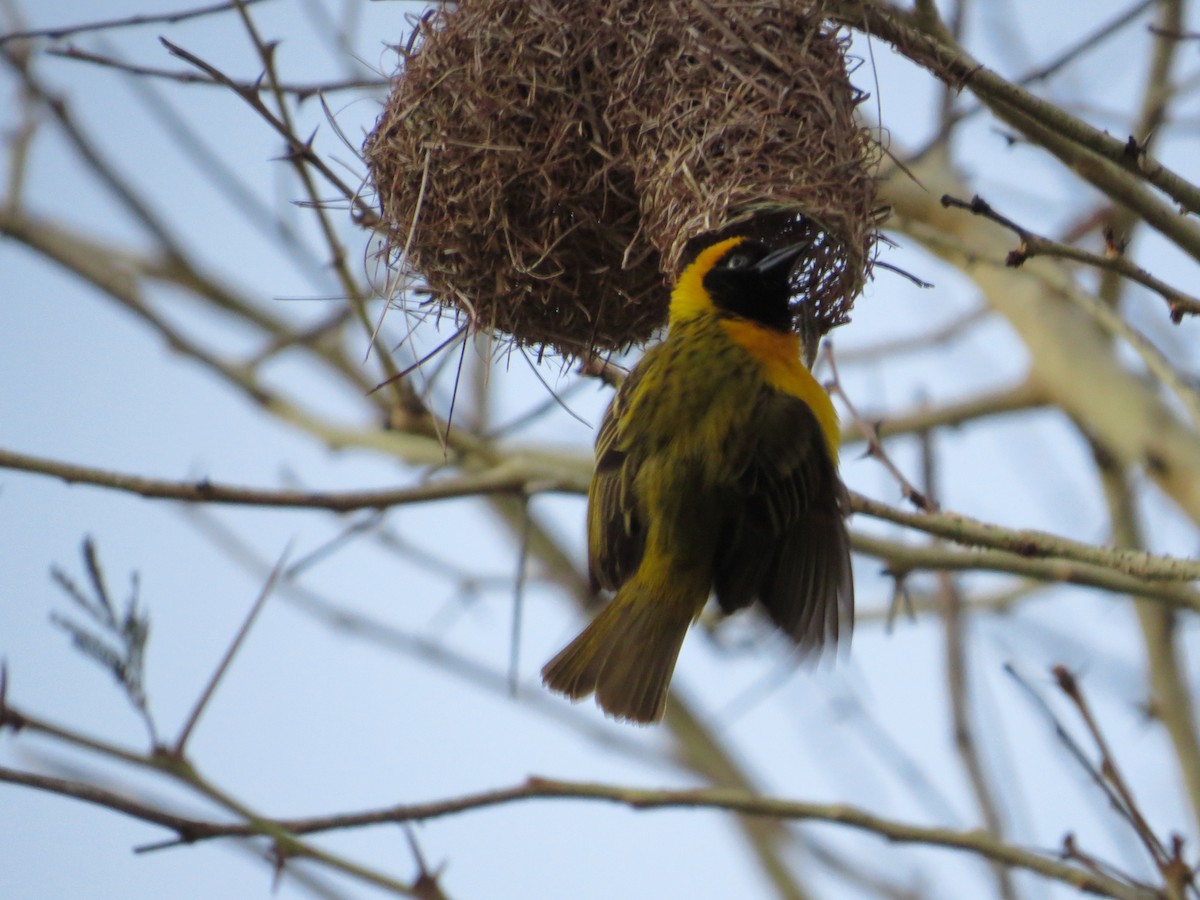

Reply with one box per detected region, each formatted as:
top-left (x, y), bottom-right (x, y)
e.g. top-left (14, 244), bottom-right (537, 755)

top-left (364, 0), bottom-right (878, 359)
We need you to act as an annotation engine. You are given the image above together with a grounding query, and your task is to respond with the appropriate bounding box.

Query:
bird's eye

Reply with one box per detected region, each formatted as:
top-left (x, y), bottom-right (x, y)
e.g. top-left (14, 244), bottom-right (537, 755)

top-left (724, 253), bottom-right (752, 270)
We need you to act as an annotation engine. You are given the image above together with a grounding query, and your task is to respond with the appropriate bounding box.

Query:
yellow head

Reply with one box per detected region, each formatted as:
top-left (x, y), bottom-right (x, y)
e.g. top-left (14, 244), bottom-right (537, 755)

top-left (669, 236), bottom-right (810, 330)
top-left (669, 237), bottom-right (749, 324)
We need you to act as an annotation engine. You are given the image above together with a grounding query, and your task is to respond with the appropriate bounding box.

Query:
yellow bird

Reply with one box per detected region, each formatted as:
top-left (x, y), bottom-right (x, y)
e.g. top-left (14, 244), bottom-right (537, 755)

top-left (541, 235), bottom-right (854, 723)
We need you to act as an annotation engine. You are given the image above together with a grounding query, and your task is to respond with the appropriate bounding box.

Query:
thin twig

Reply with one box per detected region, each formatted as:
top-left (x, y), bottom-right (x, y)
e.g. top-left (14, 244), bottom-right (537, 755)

top-left (941, 193), bottom-right (1200, 323)
top-left (825, 342), bottom-right (935, 510)
top-left (0, 446), bottom-right (588, 510)
top-left (509, 500), bottom-right (533, 698)
top-left (0, 0), bottom-right (272, 44)
top-left (1053, 667), bottom-right (1186, 887)
top-left (845, 379), bottom-right (1047, 444)
top-left (158, 38), bottom-right (368, 219)
top-left (173, 546), bottom-right (290, 754)
top-left (1090, 427), bottom-right (1200, 836)
top-left (835, 305), bottom-right (989, 363)
top-left (48, 46), bottom-right (384, 97)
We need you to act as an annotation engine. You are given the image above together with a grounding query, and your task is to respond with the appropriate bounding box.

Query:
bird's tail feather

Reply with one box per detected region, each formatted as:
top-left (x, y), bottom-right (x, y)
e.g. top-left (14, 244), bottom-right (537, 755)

top-left (541, 576), bottom-right (701, 724)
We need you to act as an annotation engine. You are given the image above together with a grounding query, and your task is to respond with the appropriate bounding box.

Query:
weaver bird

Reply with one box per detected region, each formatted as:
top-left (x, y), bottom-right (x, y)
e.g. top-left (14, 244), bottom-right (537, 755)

top-left (542, 235), bottom-right (853, 723)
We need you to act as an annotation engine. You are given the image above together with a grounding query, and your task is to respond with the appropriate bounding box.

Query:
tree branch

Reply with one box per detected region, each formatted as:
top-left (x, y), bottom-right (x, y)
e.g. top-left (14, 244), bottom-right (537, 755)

top-left (0, 759), bottom-right (1151, 900)
top-left (0, 446), bottom-right (587, 510)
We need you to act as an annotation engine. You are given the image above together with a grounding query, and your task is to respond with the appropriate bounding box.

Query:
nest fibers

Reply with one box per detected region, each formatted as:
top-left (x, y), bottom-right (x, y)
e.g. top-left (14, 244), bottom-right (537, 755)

top-left (364, 0), bottom-right (878, 359)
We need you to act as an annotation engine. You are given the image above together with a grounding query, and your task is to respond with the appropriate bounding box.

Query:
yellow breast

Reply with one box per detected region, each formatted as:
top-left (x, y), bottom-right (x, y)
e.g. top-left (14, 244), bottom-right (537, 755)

top-left (719, 318), bottom-right (841, 460)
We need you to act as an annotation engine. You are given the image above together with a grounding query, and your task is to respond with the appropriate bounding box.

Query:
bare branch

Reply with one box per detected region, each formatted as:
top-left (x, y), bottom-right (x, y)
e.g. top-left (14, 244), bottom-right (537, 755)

top-left (172, 548), bottom-right (289, 754)
top-left (941, 193), bottom-right (1200, 322)
top-left (851, 492), bottom-right (1200, 582)
top-left (0, 0), bottom-right (272, 44)
top-left (0, 446), bottom-right (588, 510)
top-left (48, 46), bottom-right (384, 98)
top-left (0, 757), bottom-right (1152, 900)
top-left (830, 0), bottom-right (1200, 220)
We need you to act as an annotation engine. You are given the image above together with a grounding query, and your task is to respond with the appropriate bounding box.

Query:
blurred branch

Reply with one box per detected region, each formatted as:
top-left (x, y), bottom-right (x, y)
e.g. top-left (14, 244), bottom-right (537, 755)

top-left (842, 379), bottom-right (1047, 445)
top-left (172, 550), bottom-right (287, 755)
top-left (223, 0), bottom-right (406, 408)
top-left (1, 44), bottom-right (189, 260)
top-left (0, 205), bottom-right (287, 339)
top-left (921, 428), bottom-right (1016, 900)
top-left (1077, 0), bottom-right (1200, 834)
top-left (1091, 436), bottom-right (1200, 831)
top-left (180, 505), bottom-right (670, 769)
top-left (0, 206), bottom-right (453, 460)
top-left (854, 579), bottom-right (1038, 624)
top-left (916, 0), bottom-right (1158, 156)
top-left (0, 446), bottom-right (588, 509)
top-left (833, 304), bottom-right (989, 363)
top-left (50, 539), bottom-right (157, 746)
top-left (1053, 278), bottom-right (1200, 432)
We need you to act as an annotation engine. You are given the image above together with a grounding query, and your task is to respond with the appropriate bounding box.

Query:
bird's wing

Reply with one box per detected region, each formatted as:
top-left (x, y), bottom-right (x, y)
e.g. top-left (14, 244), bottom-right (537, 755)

top-left (713, 388), bottom-right (853, 651)
top-left (587, 365), bottom-right (649, 592)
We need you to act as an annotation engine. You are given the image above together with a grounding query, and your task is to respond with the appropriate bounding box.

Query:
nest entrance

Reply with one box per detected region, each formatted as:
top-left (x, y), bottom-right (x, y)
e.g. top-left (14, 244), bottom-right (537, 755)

top-left (365, 0), bottom-right (878, 359)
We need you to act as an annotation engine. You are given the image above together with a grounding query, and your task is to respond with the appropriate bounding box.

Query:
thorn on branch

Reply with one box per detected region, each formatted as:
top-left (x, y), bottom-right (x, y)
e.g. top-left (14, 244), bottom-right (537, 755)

top-left (1122, 134), bottom-right (1143, 164)
top-left (268, 840), bottom-right (290, 892)
top-left (825, 343), bottom-right (937, 512)
top-left (1164, 835), bottom-right (1192, 896)
top-left (1102, 226), bottom-right (1128, 259)
top-left (942, 191), bottom-right (1200, 322)
top-left (1051, 664), bottom-right (1078, 698)
top-left (0, 661), bottom-right (19, 733)
top-left (405, 824), bottom-right (449, 900)
top-left (1144, 450), bottom-right (1169, 476)
top-left (905, 487), bottom-right (932, 509)
top-left (884, 569), bottom-right (914, 633)
top-left (1060, 833), bottom-right (1103, 875)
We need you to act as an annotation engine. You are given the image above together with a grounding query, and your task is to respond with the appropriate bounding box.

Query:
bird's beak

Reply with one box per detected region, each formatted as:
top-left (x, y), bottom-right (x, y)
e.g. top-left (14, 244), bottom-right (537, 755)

top-left (752, 240), bottom-right (810, 276)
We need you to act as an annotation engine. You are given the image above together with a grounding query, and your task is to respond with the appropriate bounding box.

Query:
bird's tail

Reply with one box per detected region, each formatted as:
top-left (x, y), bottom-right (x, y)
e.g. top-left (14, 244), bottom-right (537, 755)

top-left (541, 570), bottom-right (705, 724)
